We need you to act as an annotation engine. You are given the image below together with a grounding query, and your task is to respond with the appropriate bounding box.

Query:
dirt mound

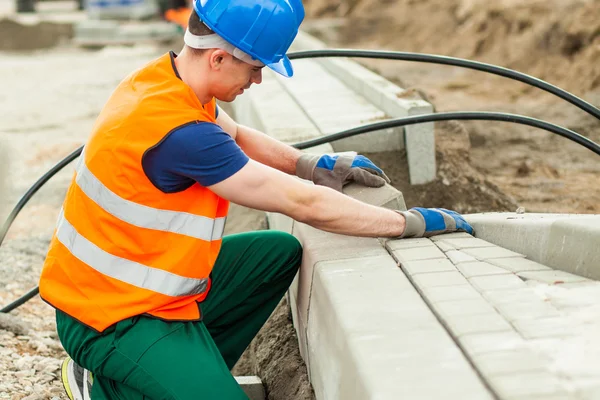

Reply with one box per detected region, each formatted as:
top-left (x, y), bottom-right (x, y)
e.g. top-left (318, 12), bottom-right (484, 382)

top-left (366, 120), bottom-right (517, 213)
top-left (305, 0), bottom-right (600, 95)
top-left (0, 18), bottom-right (73, 51)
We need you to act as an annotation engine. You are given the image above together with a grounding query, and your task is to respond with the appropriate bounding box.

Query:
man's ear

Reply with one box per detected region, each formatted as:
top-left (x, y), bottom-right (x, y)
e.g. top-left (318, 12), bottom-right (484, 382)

top-left (208, 49), bottom-right (229, 71)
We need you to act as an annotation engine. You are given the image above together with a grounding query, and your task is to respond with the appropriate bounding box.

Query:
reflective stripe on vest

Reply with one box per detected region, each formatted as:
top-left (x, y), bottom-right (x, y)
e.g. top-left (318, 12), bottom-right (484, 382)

top-left (75, 152), bottom-right (227, 241)
top-left (56, 209), bottom-right (210, 296)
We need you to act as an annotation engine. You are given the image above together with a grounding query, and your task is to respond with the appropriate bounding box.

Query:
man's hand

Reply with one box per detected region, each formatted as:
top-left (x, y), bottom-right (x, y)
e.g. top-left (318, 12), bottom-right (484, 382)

top-left (397, 207), bottom-right (473, 238)
top-left (296, 153), bottom-right (390, 192)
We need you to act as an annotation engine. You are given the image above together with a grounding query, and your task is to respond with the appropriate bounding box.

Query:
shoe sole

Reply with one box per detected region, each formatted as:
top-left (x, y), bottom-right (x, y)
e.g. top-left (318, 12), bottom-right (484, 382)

top-left (61, 357), bottom-right (84, 400)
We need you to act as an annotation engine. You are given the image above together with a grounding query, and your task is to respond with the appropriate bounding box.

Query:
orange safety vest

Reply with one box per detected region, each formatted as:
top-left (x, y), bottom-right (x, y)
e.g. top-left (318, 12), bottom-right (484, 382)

top-left (39, 52), bottom-right (229, 332)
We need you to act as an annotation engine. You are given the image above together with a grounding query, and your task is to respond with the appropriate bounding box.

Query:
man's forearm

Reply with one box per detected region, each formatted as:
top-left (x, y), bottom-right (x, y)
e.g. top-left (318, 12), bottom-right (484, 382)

top-left (294, 184), bottom-right (406, 238)
top-left (235, 124), bottom-right (303, 175)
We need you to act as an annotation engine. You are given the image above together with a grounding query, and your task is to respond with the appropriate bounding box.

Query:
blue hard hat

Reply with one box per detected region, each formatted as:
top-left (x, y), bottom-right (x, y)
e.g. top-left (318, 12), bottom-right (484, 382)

top-left (193, 0), bottom-right (304, 77)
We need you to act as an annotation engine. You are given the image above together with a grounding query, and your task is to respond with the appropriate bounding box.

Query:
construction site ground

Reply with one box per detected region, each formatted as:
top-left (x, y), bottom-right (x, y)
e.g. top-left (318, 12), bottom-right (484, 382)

top-left (0, 0), bottom-right (599, 399)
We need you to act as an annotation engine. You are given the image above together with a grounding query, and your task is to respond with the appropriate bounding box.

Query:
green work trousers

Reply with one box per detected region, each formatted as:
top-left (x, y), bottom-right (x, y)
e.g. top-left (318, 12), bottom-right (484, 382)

top-left (55, 230), bottom-right (302, 400)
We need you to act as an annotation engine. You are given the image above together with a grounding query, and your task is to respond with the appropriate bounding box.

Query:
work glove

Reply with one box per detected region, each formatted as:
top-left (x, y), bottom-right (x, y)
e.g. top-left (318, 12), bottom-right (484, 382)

top-left (397, 207), bottom-right (474, 238)
top-left (295, 153), bottom-right (390, 192)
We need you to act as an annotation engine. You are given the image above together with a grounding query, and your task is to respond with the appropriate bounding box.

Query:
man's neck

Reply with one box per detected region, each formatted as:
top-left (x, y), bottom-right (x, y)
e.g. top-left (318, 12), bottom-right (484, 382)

top-left (174, 47), bottom-right (212, 105)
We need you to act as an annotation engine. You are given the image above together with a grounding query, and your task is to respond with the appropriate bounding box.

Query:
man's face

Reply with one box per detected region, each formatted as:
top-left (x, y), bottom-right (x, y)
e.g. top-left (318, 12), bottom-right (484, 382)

top-left (211, 53), bottom-right (264, 102)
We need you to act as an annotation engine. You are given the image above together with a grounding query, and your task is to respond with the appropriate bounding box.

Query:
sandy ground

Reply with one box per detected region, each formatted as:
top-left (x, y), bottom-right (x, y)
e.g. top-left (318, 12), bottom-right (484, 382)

top-left (304, 0), bottom-right (600, 214)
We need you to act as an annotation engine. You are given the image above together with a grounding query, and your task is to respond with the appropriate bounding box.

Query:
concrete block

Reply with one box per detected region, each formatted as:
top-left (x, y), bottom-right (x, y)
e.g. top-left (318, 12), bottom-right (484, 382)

top-left (469, 274), bottom-right (527, 292)
top-left (512, 317), bottom-right (573, 339)
top-left (437, 238), bottom-right (495, 249)
top-left (412, 271), bottom-right (469, 288)
top-left (342, 182), bottom-right (407, 211)
top-left (292, 222), bottom-right (389, 342)
top-left (401, 258), bottom-right (457, 275)
top-left (389, 245), bottom-right (447, 264)
top-left (404, 102), bottom-right (436, 185)
top-left (472, 350), bottom-right (549, 376)
top-left (487, 257), bottom-right (551, 273)
top-left (465, 213), bottom-right (600, 280)
top-left (459, 331), bottom-right (526, 356)
top-left (433, 298), bottom-right (497, 318)
top-left (235, 376), bottom-right (265, 400)
top-left (547, 284), bottom-right (600, 309)
top-left (421, 285), bottom-right (483, 303)
top-left (385, 237), bottom-right (433, 251)
top-left (457, 262), bottom-right (512, 278)
top-left (462, 246), bottom-right (525, 261)
top-left (435, 241), bottom-right (456, 252)
top-left (446, 313), bottom-right (513, 337)
top-left (430, 232), bottom-right (474, 241)
top-left (494, 301), bottom-right (560, 322)
top-left (517, 270), bottom-right (589, 285)
top-left (446, 250), bottom-right (478, 264)
top-left (487, 372), bottom-right (570, 399)
top-left (481, 288), bottom-right (548, 306)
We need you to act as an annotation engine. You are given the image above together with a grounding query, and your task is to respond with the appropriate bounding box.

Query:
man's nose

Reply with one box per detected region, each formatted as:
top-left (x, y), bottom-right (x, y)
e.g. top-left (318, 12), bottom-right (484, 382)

top-left (251, 69), bottom-right (263, 85)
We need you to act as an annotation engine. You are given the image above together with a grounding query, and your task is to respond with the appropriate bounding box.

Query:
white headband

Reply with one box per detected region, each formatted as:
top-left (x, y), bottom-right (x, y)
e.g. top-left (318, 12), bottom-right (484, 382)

top-left (184, 28), bottom-right (265, 67)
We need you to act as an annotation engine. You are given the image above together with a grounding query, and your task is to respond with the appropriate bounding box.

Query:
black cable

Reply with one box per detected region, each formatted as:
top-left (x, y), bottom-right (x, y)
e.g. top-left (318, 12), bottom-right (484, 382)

top-left (293, 111), bottom-right (600, 156)
top-left (0, 146), bottom-right (83, 247)
top-left (0, 146), bottom-right (82, 314)
top-left (288, 49), bottom-right (600, 122)
top-left (0, 287), bottom-right (39, 313)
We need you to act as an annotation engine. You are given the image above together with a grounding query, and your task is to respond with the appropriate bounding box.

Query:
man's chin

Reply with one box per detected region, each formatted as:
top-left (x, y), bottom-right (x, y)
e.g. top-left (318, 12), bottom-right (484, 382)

top-left (215, 94), bottom-right (236, 103)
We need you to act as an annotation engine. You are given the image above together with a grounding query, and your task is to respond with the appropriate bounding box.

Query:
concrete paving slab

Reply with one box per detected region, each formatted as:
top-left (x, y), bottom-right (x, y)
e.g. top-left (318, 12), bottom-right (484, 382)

top-left (472, 350), bottom-right (549, 376)
top-left (389, 245), bottom-right (447, 264)
top-left (436, 241), bottom-right (456, 252)
top-left (401, 258), bottom-right (457, 275)
top-left (517, 270), bottom-right (589, 285)
top-left (487, 372), bottom-right (571, 399)
top-left (412, 271), bottom-right (470, 288)
top-left (457, 261), bottom-right (512, 278)
top-left (469, 274), bottom-right (528, 292)
top-left (459, 331), bottom-right (527, 356)
top-left (421, 285), bottom-right (484, 303)
top-left (434, 298), bottom-right (498, 318)
top-left (487, 257), bottom-right (552, 273)
top-left (447, 313), bottom-right (514, 337)
top-left (512, 317), bottom-right (573, 339)
top-left (481, 288), bottom-right (548, 306)
top-left (495, 301), bottom-right (560, 322)
top-left (446, 250), bottom-right (478, 264)
top-left (437, 237), bottom-right (495, 249)
top-left (430, 232), bottom-right (474, 241)
top-left (385, 237), bottom-right (433, 250)
top-left (462, 246), bottom-right (525, 260)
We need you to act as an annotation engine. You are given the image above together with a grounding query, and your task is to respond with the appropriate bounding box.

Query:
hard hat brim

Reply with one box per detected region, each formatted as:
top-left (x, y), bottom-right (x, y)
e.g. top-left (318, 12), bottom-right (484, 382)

top-left (266, 55), bottom-right (294, 78)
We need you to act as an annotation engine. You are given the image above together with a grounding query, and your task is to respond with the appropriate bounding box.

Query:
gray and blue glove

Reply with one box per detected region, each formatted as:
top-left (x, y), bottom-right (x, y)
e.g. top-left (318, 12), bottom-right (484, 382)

top-left (296, 153), bottom-right (390, 192)
top-left (398, 207), bottom-right (473, 238)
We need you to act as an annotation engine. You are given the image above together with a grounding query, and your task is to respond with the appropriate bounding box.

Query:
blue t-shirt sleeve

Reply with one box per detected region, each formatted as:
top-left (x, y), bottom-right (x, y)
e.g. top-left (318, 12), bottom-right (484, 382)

top-left (142, 122), bottom-right (249, 193)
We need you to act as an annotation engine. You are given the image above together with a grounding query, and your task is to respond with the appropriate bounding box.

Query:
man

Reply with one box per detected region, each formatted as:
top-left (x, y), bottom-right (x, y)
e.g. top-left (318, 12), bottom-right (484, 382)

top-left (41, 0), bottom-right (473, 398)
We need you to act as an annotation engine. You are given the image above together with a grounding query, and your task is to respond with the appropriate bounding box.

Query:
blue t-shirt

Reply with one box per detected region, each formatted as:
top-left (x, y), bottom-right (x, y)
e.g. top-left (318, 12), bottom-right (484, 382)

top-left (142, 116), bottom-right (249, 193)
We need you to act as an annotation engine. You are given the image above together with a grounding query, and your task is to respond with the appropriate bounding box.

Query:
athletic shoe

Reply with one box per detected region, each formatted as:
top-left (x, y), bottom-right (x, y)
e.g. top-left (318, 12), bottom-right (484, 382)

top-left (61, 356), bottom-right (92, 400)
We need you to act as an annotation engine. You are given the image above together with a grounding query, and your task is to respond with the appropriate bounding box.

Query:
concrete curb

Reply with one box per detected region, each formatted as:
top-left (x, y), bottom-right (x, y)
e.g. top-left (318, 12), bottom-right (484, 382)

top-left (465, 213), bottom-right (600, 280)
top-left (289, 186), bottom-right (496, 399)
top-left (290, 31), bottom-right (436, 185)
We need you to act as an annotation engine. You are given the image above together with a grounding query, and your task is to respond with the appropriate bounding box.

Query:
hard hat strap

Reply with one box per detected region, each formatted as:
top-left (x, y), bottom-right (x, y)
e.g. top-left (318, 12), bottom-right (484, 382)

top-left (184, 28), bottom-right (265, 67)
